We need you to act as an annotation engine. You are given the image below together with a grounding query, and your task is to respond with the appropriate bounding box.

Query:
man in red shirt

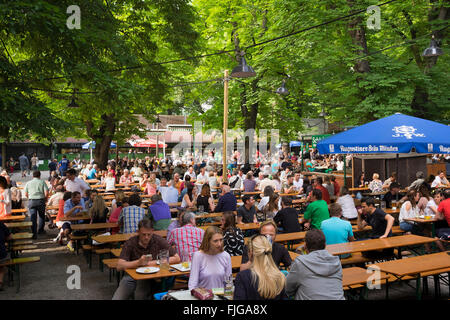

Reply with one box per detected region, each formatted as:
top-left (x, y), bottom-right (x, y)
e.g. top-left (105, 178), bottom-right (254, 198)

top-left (437, 189), bottom-right (450, 230)
top-left (331, 175), bottom-right (340, 197)
top-left (307, 176), bottom-right (330, 204)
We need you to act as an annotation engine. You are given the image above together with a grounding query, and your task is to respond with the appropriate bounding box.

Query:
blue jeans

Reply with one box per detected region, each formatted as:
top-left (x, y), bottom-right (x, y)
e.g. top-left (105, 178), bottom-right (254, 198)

top-left (400, 221), bottom-right (423, 235)
top-left (28, 199), bottom-right (46, 235)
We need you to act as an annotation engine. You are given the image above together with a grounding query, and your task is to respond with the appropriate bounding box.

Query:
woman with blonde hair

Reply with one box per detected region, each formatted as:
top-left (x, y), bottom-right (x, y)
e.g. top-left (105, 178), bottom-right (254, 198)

top-left (368, 173), bottom-right (383, 193)
top-left (89, 195), bottom-right (109, 224)
top-left (188, 226), bottom-right (232, 290)
top-left (233, 234), bottom-right (287, 300)
top-left (144, 175), bottom-right (157, 196)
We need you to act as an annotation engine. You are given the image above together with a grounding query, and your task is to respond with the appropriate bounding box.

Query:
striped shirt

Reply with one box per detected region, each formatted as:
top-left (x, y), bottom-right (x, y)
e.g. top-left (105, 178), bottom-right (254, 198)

top-left (167, 224), bottom-right (205, 262)
top-left (118, 205), bottom-right (146, 234)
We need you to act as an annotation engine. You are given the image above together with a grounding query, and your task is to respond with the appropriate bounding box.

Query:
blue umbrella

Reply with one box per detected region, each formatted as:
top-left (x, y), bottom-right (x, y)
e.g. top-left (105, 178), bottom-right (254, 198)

top-left (289, 141), bottom-right (302, 148)
top-left (81, 141), bottom-right (116, 149)
top-left (317, 113), bottom-right (450, 155)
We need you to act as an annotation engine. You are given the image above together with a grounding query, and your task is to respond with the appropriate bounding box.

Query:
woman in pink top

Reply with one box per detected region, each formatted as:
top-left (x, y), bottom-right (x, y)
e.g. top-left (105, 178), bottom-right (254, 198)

top-left (144, 176), bottom-right (157, 196)
top-left (109, 199), bottom-right (128, 234)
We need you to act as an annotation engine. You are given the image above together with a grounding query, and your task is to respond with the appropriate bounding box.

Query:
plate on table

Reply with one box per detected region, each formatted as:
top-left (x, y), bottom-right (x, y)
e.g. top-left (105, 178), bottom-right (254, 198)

top-left (136, 267), bottom-right (160, 274)
top-left (418, 215), bottom-right (425, 219)
top-left (170, 263), bottom-right (191, 272)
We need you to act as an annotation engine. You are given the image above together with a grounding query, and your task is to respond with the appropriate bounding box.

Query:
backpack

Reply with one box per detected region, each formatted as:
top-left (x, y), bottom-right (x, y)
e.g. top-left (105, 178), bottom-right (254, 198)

top-left (229, 176), bottom-right (239, 188)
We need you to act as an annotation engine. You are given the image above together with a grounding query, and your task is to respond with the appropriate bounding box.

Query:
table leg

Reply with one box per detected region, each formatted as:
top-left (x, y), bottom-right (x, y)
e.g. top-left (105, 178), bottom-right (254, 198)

top-left (385, 279), bottom-right (389, 300)
top-left (433, 275), bottom-right (440, 299)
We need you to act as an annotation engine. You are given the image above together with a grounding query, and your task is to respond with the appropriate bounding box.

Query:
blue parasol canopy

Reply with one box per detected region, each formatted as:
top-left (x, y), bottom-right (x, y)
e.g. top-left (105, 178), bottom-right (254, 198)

top-left (81, 141), bottom-right (116, 149)
top-left (289, 141), bottom-right (302, 148)
top-left (317, 113), bottom-right (450, 154)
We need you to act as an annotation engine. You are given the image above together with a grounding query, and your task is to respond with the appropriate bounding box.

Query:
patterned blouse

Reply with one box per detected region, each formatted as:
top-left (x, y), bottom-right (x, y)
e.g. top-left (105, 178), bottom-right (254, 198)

top-left (369, 180), bottom-right (383, 193)
top-left (223, 227), bottom-right (245, 256)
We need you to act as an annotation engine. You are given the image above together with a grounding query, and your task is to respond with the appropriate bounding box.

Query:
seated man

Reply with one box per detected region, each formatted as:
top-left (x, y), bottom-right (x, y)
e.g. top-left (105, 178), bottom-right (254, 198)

top-left (357, 197), bottom-right (395, 259)
top-left (112, 219), bottom-right (180, 300)
top-left (432, 171), bottom-right (450, 188)
top-left (281, 174), bottom-right (297, 194)
top-left (167, 212), bottom-right (205, 262)
top-left (119, 193), bottom-right (146, 234)
top-left (274, 197), bottom-right (302, 233)
top-left (382, 182), bottom-right (402, 209)
top-left (147, 194), bottom-right (172, 230)
top-left (237, 195), bottom-right (257, 224)
top-left (240, 221), bottom-right (292, 271)
top-left (303, 189), bottom-right (330, 230)
top-left (63, 191), bottom-right (86, 252)
top-left (320, 203), bottom-right (355, 258)
top-left (214, 184), bottom-right (237, 213)
top-left (307, 177), bottom-right (330, 204)
top-left (158, 179), bottom-right (179, 204)
top-left (286, 229), bottom-right (345, 300)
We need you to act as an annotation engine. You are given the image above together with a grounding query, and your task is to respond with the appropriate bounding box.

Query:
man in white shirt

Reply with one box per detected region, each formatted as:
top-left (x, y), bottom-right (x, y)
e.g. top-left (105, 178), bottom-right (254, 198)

top-left (254, 172), bottom-right (264, 190)
top-left (432, 171), bottom-right (449, 188)
top-left (293, 172), bottom-right (304, 193)
top-left (183, 166), bottom-right (196, 180)
top-left (64, 169), bottom-right (90, 197)
top-left (259, 175), bottom-right (278, 192)
top-left (196, 167), bottom-right (208, 184)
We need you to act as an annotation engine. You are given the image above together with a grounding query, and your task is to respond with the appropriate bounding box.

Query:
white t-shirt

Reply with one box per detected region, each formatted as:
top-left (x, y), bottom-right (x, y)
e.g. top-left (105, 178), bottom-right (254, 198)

top-left (425, 199), bottom-right (438, 217)
top-left (431, 176), bottom-right (448, 188)
top-left (336, 161), bottom-right (344, 171)
top-left (105, 177), bottom-right (116, 191)
top-left (64, 177), bottom-right (90, 196)
top-left (336, 195), bottom-right (358, 219)
top-left (196, 172), bottom-right (208, 184)
top-left (293, 179), bottom-right (304, 190)
top-left (257, 196), bottom-right (281, 212)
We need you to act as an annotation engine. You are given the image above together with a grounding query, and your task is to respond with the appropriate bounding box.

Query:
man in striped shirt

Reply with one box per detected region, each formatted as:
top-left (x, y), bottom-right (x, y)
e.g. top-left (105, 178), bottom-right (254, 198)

top-left (167, 212), bottom-right (204, 262)
top-left (119, 193), bottom-right (146, 234)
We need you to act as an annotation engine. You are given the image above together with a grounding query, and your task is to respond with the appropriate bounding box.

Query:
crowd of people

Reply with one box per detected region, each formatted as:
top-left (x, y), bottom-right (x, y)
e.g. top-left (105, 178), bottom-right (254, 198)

top-left (0, 149), bottom-right (449, 297)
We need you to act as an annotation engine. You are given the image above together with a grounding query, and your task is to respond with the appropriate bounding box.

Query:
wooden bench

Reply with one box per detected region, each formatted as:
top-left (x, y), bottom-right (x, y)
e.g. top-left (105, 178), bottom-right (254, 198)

top-left (0, 256), bottom-right (40, 292)
top-left (341, 252), bottom-right (371, 266)
top-left (102, 258), bottom-right (121, 285)
top-left (70, 235), bottom-right (88, 255)
top-left (8, 239), bottom-right (33, 246)
top-left (82, 244), bottom-right (112, 271)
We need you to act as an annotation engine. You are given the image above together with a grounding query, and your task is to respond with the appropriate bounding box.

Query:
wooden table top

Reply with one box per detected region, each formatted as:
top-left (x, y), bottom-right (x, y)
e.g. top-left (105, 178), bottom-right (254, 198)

top-left (46, 206), bottom-right (59, 211)
top-left (326, 235), bottom-right (436, 256)
top-left (273, 232), bottom-right (306, 243)
top-left (0, 215), bottom-right (26, 222)
top-left (71, 223), bottom-right (118, 231)
top-left (341, 267), bottom-right (389, 288)
top-left (199, 222), bottom-right (260, 231)
top-left (60, 214), bottom-right (91, 222)
top-left (11, 209), bottom-right (27, 214)
top-left (403, 217), bottom-right (438, 223)
top-left (349, 187), bottom-right (370, 192)
top-left (5, 221), bottom-right (32, 228)
top-left (367, 251), bottom-right (450, 277)
top-left (92, 230), bottom-right (167, 244)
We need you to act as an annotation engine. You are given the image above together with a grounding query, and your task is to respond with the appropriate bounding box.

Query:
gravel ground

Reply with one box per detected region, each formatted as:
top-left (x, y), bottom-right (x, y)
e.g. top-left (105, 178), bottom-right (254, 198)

top-left (0, 171), bottom-right (448, 300)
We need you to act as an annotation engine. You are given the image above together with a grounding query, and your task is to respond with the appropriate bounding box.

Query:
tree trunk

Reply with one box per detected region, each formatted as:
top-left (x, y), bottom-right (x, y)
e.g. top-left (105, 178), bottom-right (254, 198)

top-left (86, 114), bottom-right (116, 170)
top-left (347, 1), bottom-right (370, 74)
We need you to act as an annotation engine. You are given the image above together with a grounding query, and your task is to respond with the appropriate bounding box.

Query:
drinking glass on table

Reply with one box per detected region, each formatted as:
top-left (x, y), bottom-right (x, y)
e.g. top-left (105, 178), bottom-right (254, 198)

top-left (158, 250), bottom-right (169, 270)
top-left (198, 205), bottom-right (205, 214)
top-left (223, 274), bottom-right (233, 299)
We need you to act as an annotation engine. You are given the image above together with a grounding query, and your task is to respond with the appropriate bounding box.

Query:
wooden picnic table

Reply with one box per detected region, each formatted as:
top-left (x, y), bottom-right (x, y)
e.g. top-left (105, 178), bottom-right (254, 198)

top-left (86, 179), bottom-right (100, 184)
top-left (11, 209), bottom-right (27, 214)
top-left (0, 215), bottom-right (26, 222)
top-left (326, 235), bottom-right (435, 257)
top-left (4, 222), bottom-right (32, 229)
top-left (199, 222), bottom-right (260, 231)
top-left (92, 230), bottom-right (167, 244)
top-left (349, 187), bottom-right (370, 192)
top-left (341, 267), bottom-right (389, 289)
top-left (11, 232), bottom-right (33, 240)
top-left (71, 222), bottom-right (118, 231)
top-left (367, 251), bottom-right (450, 299)
top-left (60, 213), bottom-right (91, 222)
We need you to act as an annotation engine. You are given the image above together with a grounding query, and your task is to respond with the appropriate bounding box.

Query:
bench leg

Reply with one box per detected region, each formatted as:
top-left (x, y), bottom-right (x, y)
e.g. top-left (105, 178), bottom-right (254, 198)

top-left (416, 276), bottom-right (422, 300)
top-left (423, 276), bottom-right (429, 296)
top-left (433, 275), bottom-right (440, 299)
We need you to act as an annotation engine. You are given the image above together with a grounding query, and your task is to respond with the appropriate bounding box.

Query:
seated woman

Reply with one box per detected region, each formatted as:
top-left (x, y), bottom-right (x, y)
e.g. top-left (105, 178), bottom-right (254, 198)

top-left (196, 184), bottom-right (215, 213)
top-left (89, 195), bottom-right (109, 224)
top-left (148, 194), bottom-right (172, 231)
top-left (109, 197), bottom-right (128, 235)
top-left (336, 187), bottom-right (358, 220)
top-left (399, 190), bottom-right (421, 233)
top-left (368, 173), bottom-right (383, 193)
top-left (53, 192), bottom-right (73, 246)
top-left (104, 172), bottom-right (116, 192)
top-left (181, 183), bottom-right (197, 209)
top-left (144, 176), bottom-right (157, 196)
top-left (188, 226), bottom-right (232, 290)
top-left (263, 193), bottom-right (280, 220)
top-left (233, 234), bottom-right (287, 300)
top-left (221, 211), bottom-right (245, 256)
